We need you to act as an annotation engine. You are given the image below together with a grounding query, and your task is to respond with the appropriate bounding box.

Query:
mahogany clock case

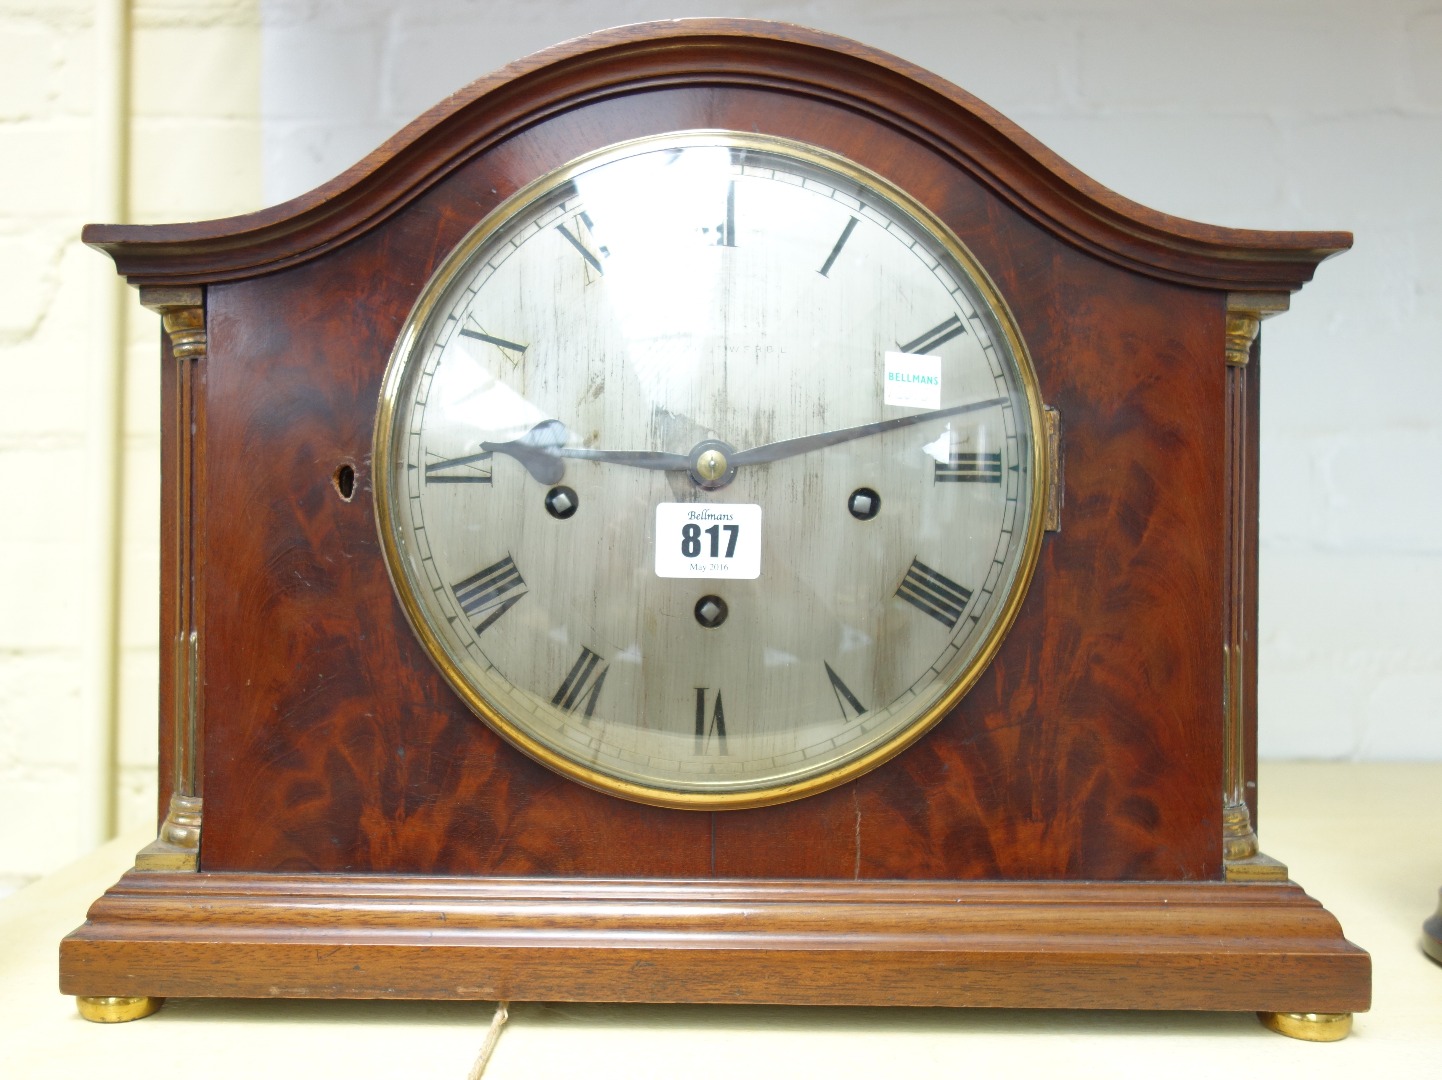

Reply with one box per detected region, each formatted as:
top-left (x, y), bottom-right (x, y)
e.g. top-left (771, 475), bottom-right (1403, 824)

top-left (61, 21), bottom-right (1369, 1017)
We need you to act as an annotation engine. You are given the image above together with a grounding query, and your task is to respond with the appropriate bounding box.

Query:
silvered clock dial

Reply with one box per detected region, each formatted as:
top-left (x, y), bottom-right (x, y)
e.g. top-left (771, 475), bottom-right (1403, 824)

top-left (374, 131), bottom-right (1047, 807)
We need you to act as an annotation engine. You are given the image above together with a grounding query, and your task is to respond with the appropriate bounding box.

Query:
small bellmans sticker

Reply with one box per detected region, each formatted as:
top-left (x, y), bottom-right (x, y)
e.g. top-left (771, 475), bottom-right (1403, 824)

top-left (655, 503), bottom-right (763, 580)
top-left (883, 351), bottom-right (942, 410)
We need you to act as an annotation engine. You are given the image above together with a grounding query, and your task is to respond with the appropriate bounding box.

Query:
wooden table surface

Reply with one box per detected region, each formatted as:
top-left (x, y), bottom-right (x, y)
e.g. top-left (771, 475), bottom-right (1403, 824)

top-left (5, 762), bottom-right (1440, 1079)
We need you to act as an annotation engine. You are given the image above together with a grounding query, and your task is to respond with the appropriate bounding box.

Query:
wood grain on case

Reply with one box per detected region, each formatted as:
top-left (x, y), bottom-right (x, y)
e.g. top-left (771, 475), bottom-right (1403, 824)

top-left (62, 870), bottom-right (1370, 1013)
top-left (187, 84), bottom-right (1223, 880)
top-left (718, 245), bottom-right (1225, 881)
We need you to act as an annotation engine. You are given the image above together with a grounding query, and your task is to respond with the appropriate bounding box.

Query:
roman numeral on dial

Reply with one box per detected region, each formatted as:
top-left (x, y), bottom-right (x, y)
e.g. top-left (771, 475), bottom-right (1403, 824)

top-left (556, 210), bottom-right (607, 278)
top-left (899, 314), bottom-right (966, 355)
top-left (935, 450), bottom-right (1002, 484)
top-left (896, 558), bottom-right (972, 629)
top-left (818, 215), bottom-right (859, 277)
top-left (424, 450), bottom-right (494, 484)
top-left (458, 318), bottom-right (527, 362)
top-left (552, 647), bottom-right (608, 720)
top-left (451, 555), bottom-right (527, 635)
top-left (718, 180), bottom-right (737, 247)
top-left (694, 688), bottom-right (727, 755)
top-left (824, 662), bottom-right (867, 720)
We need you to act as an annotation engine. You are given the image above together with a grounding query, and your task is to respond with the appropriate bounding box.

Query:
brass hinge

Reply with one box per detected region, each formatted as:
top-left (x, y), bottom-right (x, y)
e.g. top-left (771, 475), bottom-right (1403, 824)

top-left (1044, 405), bottom-right (1062, 532)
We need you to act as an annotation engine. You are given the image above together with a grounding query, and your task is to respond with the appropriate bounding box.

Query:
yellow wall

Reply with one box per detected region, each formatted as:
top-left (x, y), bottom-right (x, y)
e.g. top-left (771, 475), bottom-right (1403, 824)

top-left (0, 0), bottom-right (260, 893)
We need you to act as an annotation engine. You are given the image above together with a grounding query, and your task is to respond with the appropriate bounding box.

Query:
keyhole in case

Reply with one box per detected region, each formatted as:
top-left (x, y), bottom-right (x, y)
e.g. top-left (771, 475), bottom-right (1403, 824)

top-left (332, 463), bottom-right (356, 502)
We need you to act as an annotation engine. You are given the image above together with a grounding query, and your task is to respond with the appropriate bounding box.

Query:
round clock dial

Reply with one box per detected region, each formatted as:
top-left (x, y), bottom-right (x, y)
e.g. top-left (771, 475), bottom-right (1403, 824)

top-left (375, 132), bottom-right (1046, 808)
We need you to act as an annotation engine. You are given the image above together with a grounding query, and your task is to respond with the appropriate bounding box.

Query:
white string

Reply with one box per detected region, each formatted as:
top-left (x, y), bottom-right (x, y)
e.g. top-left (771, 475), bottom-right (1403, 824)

top-left (466, 1000), bottom-right (510, 1080)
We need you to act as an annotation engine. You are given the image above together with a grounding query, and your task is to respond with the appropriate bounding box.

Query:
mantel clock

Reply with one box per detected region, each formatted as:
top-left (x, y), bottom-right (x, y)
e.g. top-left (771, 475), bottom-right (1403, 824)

top-left (61, 21), bottom-right (1370, 1039)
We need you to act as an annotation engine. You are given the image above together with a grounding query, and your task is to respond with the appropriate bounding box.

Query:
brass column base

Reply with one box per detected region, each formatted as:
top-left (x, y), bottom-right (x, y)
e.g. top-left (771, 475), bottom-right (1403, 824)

top-left (76, 996), bottom-right (164, 1023)
top-left (1258, 1011), bottom-right (1352, 1041)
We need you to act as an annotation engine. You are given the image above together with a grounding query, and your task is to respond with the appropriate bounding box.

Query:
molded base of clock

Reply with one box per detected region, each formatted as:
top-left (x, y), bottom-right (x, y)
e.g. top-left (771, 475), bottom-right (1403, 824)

top-left (60, 870), bottom-right (1370, 1015)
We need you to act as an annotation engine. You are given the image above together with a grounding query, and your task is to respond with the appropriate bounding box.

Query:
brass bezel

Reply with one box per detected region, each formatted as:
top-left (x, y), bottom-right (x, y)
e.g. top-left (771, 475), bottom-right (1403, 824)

top-left (373, 131), bottom-right (1049, 810)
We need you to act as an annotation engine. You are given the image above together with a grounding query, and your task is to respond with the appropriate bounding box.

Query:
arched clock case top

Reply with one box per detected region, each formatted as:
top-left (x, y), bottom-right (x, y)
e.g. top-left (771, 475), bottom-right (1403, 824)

top-left (63, 20), bottom-right (1367, 1034)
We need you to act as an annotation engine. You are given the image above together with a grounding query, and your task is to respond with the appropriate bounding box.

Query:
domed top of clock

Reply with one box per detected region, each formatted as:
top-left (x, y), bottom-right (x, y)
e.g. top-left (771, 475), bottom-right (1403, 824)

top-left (83, 19), bottom-right (1349, 291)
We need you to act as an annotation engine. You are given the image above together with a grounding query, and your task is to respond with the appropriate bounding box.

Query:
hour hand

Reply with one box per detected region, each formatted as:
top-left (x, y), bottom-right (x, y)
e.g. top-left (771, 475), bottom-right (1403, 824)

top-left (480, 419), bottom-right (570, 484)
top-left (480, 420), bottom-right (690, 484)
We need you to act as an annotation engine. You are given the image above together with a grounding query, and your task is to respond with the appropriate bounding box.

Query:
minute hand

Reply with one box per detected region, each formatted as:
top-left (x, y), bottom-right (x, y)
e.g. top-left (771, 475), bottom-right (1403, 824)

top-left (729, 396), bottom-right (1009, 469)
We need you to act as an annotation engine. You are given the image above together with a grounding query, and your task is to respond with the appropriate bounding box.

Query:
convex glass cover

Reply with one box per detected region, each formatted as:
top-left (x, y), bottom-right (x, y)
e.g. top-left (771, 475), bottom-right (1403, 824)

top-left (374, 132), bottom-right (1046, 807)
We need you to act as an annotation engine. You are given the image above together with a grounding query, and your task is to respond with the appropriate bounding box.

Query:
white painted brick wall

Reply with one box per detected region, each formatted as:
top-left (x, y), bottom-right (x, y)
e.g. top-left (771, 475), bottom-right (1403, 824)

top-left (117, 1), bottom-right (261, 847)
top-left (0, 0), bottom-right (260, 893)
top-left (258, 0), bottom-right (1442, 764)
top-left (0, 0), bottom-right (98, 896)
